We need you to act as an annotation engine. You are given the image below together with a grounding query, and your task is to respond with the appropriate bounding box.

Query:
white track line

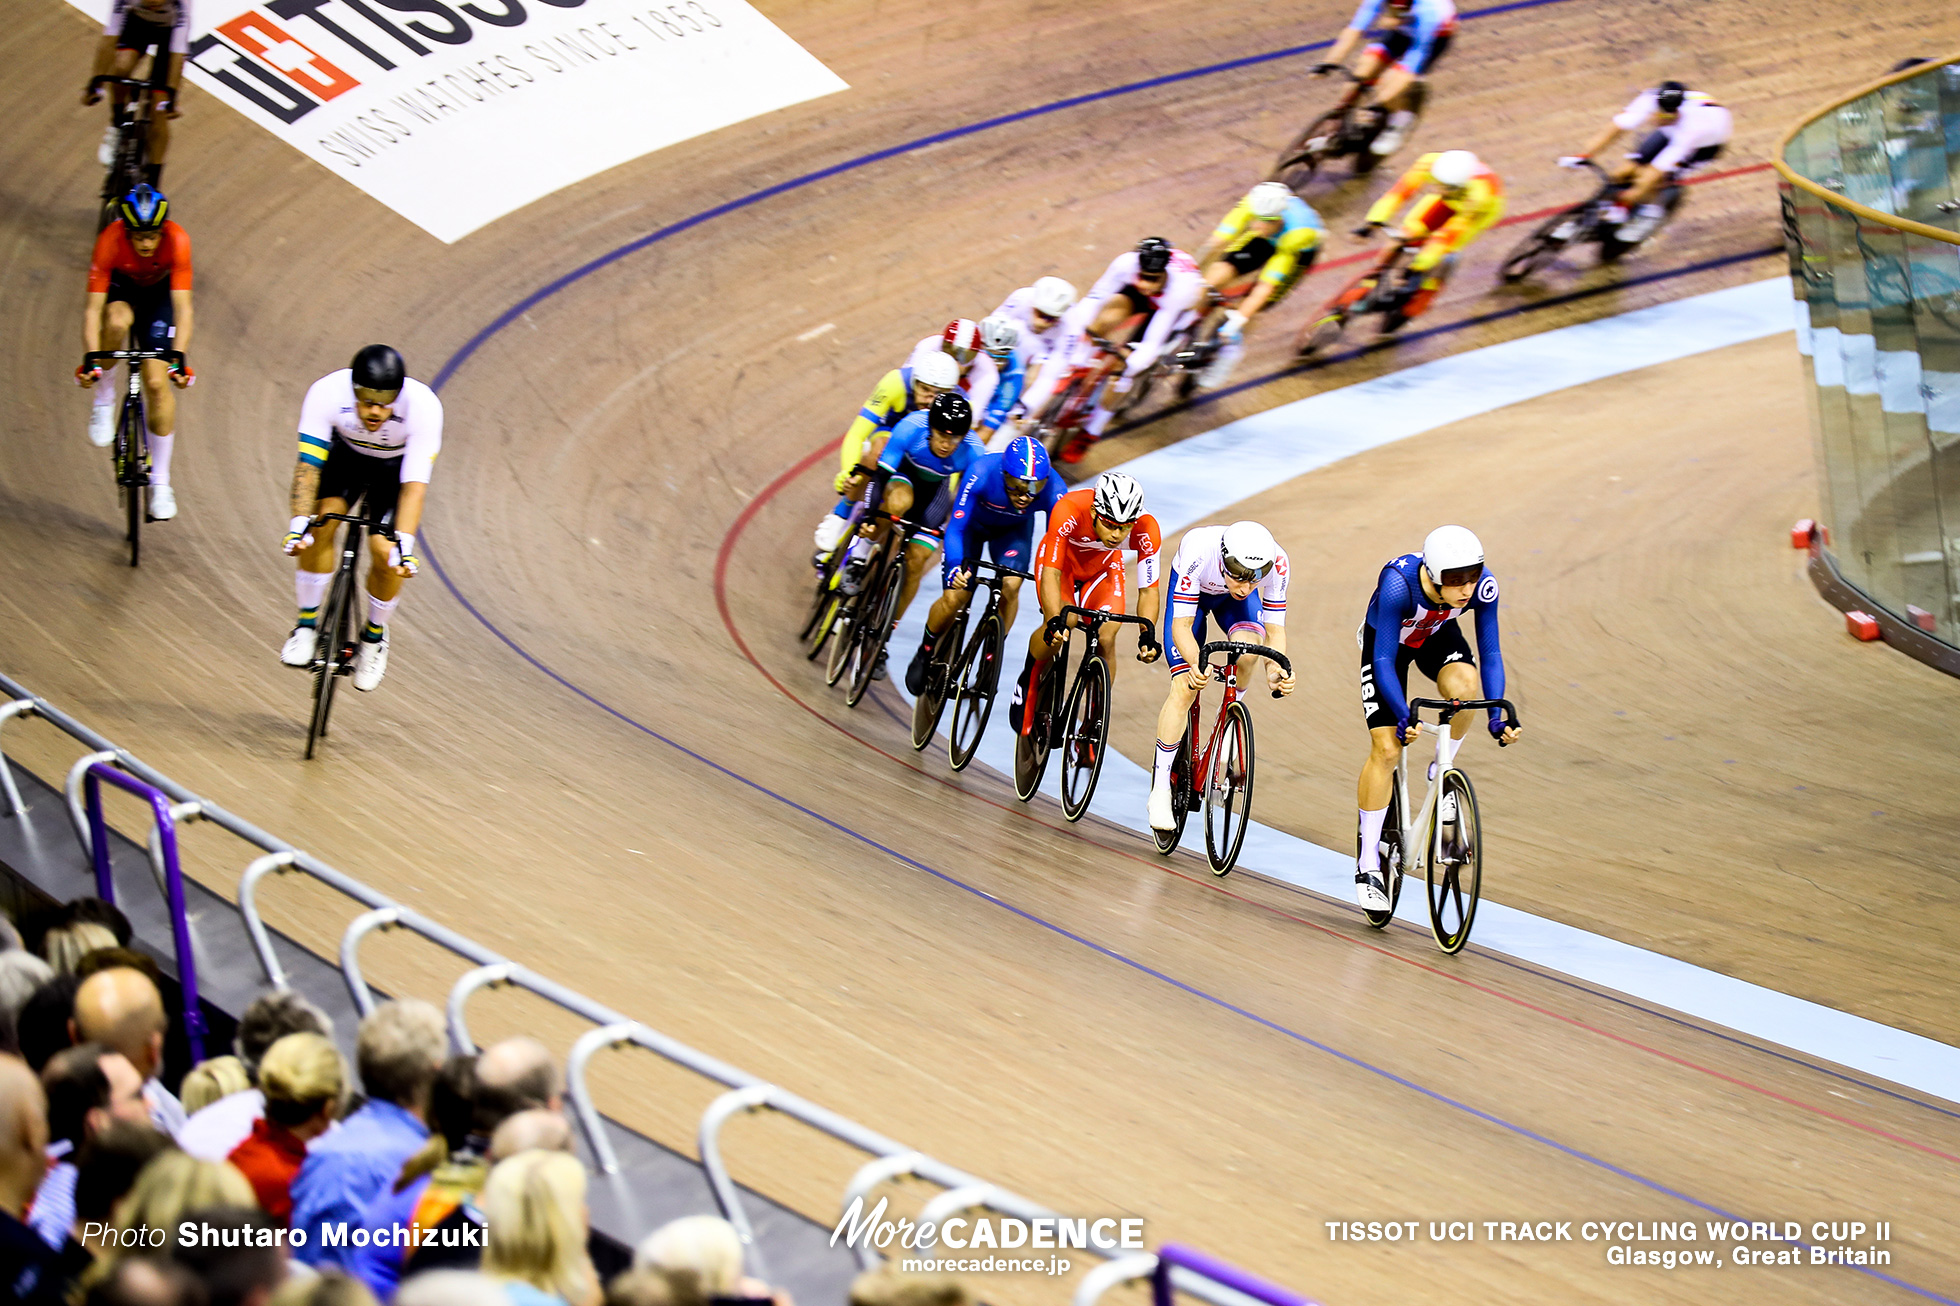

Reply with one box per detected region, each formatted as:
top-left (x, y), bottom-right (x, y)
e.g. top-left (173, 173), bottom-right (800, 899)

top-left (887, 276), bottom-right (1960, 1105)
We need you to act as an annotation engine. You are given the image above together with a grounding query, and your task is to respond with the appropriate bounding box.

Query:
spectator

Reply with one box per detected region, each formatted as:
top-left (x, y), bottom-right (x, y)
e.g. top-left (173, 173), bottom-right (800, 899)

top-left (291, 1000), bottom-right (448, 1267)
top-left (271, 1272), bottom-right (378, 1306)
top-left (64, 899), bottom-right (135, 949)
top-left (31, 1044), bottom-right (149, 1248)
top-left (395, 1272), bottom-right (508, 1306)
top-left (72, 1118), bottom-right (172, 1234)
top-left (76, 949), bottom-right (167, 988)
top-left (0, 914), bottom-right (22, 953)
top-left (17, 974), bottom-right (80, 1073)
top-left (473, 1038), bottom-right (562, 1118)
top-left (3, 1052), bottom-right (83, 1305)
top-left (399, 1110), bottom-right (575, 1280)
top-left (180, 1058), bottom-right (252, 1115)
top-left (601, 1272), bottom-right (700, 1306)
top-left (480, 1150), bottom-right (598, 1306)
top-left (633, 1218), bottom-right (777, 1301)
top-left (43, 923), bottom-right (121, 975)
top-left (348, 1055), bottom-right (477, 1302)
top-left (167, 1208), bottom-right (285, 1306)
top-left (226, 1033), bottom-right (343, 1223)
top-left (83, 1255), bottom-right (207, 1306)
top-left (110, 1150), bottom-right (258, 1258)
top-left (847, 1271), bottom-right (965, 1306)
top-left (0, 951), bottom-right (54, 1028)
top-left (73, 968), bottom-right (184, 1135)
top-left (178, 991), bottom-right (334, 1162)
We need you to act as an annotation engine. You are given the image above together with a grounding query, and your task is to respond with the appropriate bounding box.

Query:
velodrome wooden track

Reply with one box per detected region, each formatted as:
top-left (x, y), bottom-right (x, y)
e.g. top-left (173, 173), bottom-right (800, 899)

top-left (3, 0), bottom-right (1960, 1300)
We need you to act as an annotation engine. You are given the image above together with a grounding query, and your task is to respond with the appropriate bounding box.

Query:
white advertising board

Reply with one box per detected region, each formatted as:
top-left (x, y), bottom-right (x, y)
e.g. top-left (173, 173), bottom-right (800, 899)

top-left (71, 0), bottom-right (846, 242)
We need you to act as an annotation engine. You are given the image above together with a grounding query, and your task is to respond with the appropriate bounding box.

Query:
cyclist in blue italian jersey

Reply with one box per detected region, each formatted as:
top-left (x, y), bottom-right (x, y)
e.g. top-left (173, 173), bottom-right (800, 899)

top-left (843, 391), bottom-right (984, 636)
top-left (1354, 525), bottom-right (1520, 910)
top-left (975, 314), bottom-right (1027, 444)
top-left (1313, 0), bottom-right (1458, 159)
top-left (905, 437), bottom-right (1064, 689)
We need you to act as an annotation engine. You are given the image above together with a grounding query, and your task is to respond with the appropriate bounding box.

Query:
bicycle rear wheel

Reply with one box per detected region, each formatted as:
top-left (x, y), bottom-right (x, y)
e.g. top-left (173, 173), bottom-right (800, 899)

top-left (824, 590), bottom-right (858, 685)
top-left (1427, 768), bottom-right (1482, 953)
top-left (304, 563), bottom-right (354, 759)
top-left (1013, 640), bottom-right (1066, 803)
top-left (1032, 376), bottom-right (1089, 458)
top-left (807, 590), bottom-right (845, 661)
top-left (1153, 732), bottom-right (1193, 854)
top-left (1498, 206), bottom-right (1584, 283)
top-left (1057, 655), bottom-right (1110, 822)
top-left (911, 608), bottom-right (967, 752)
top-left (1202, 700), bottom-right (1255, 876)
top-left (845, 544), bottom-right (905, 708)
top-left (946, 610), bottom-right (1001, 771)
top-left (1362, 769), bottom-right (1405, 929)
top-left (1271, 109), bottom-right (1344, 188)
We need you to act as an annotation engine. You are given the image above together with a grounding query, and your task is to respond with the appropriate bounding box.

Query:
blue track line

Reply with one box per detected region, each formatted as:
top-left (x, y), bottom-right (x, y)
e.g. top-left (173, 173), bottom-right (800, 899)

top-left (415, 12), bottom-right (1953, 1299)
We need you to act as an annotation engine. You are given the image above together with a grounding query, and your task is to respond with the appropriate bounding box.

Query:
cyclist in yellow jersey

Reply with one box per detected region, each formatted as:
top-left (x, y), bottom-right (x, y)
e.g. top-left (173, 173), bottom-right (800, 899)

top-left (815, 350), bottom-right (961, 556)
top-left (1353, 148), bottom-right (1503, 328)
top-left (1191, 181), bottom-right (1326, 387)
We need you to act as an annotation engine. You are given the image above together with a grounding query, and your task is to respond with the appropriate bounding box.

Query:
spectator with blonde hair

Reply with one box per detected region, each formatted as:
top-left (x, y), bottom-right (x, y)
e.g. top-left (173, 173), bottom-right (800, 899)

top-left (271, 1270), bottom-right (379, 1306)
top-left (179, 991), bottom-right (334, 1163)
top-left (634, 1216), bottom-right (785, 1304)
top-left (847, 1270), bottom-right (965, 1306)
top-left (42, 922), bottom-right (120, 974)
top-left (109, 1149), bottom-right (258, 1256)
top-left (226, 1032), bottom-right (343, 1222)
top-left (179, 1058), bottom-right (252, 1115)
top-left (480, 1150), bottom-right (598, 1306)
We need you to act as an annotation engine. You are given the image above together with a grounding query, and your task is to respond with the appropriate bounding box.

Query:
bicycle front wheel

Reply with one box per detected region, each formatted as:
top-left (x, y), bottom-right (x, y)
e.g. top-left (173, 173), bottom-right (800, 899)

top-left (1202, 700), bottom-right (1256, 877)
top-left (1427, 768), bottom-right (1482, 953)
top-left (304, 566), bottom-right (354, 759)
top-left (1057, 655), bottom-right (1110, 822)
top-left (946, 611), bottom-right (1002, 772)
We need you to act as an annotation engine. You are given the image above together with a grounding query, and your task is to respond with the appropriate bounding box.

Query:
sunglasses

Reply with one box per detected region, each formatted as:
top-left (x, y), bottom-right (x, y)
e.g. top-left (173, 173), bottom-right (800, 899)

top-left (352, 388), bottom-right (399, 406)
top-left (1222, 556), bottom-right (1272, 583)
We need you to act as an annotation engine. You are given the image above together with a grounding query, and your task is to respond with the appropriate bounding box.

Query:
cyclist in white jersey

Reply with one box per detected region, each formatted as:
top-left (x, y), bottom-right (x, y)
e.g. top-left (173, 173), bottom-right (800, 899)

top-left (988, 277), bottom-right (1078, 438)
top-left (85, 0), bottom-right (191, 182)
top-left (1147, 522), bottom-right (1296, 831)
top-left (278, 345), bottom-right (442, 692)
top-left (1561, 81), bottom-right (1732, 244)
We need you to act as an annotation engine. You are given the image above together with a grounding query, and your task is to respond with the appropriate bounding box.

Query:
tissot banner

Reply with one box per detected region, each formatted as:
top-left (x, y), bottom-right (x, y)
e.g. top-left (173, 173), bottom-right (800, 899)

top-left (72, 0), bottom-right (847, 241)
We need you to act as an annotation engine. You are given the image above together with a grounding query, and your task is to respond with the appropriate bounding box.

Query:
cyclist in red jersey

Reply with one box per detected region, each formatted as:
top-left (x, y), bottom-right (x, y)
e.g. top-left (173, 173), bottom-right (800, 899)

top-left (1010, 471), bottom-right (1166, 728)
top-left (77, 185), bottom-right (193, 519)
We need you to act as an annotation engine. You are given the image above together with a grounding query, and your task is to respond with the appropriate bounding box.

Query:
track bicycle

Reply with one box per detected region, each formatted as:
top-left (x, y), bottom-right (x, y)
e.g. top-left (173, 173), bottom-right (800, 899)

top-left (1498, 159), bottom-right (1681, 282)
top-left (1295, 235), bottom-right (1420, 356)
top-left (911, 559), bottom-right (1031, 770)
top-left (1362, 695), bottom-right (1520, 953)
top-left (1153, 640), bottom-right (1292, 876)
top-left (1270, 69), bottom-right (1397, 188)
top-left (802, 493), bottom-right (876, 660)
top-left (1027, 333), bottom-right (1129, 461)
top-left (82, 347), bottom-right (181, 567)
top-left (826, 509), bottom-right (932, 708)
top-left (300, 512), bottom-right (399, 760)
top-left (90, 76), bottom-right (157, 229)
top-left (1013, 606), bottom-right (1156, 820)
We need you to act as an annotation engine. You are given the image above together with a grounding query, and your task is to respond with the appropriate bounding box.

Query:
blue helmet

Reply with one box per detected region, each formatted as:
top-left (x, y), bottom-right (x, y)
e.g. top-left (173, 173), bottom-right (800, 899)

top-left (117, 184), bottom-right (168, 233)
top-left (1003, 436), bottom-right (1051, 485)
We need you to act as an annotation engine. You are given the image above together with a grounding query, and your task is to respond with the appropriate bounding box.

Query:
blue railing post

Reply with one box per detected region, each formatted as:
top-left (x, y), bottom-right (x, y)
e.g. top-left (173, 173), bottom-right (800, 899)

top-left (84, 762), bottom-right (207, 1063)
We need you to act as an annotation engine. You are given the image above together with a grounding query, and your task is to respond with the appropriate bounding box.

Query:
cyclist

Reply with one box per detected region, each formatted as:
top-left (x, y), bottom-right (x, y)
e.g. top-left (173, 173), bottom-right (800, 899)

top-left (990, 277), bottom-right (1078, 406)
top-left (1005, 471), bottom-right (1166, 732)
top-left (973, 314), bottom-right (1026, 445)
top-left (77, 183), bottom-right (193, 521)
top-left (1021, 238), bottom-right (1205, 463)
top-left (1148, 522), bottom-right (1295, 832)
top-left (1354, 525), bottom-right (1521, 911)
top-left (1561, 81), bottom-right (1732, 245)
top-left (1352, 149), bottom-right (1503, 331)
top-left (907, 436), bottom-right (1065, 683)
top-left (84, 0), bottom-right (189, 183)
top-left (813, 350), bottom-right (962, 556)
top-left (1190, 181), bottom-right (1326, 388)
top-left (843, 392), bottom-right (983, 678)
top-left (906, 319), bottom-right (1003, 430)
top-left (278, 345), bottom-right (442, 694)
top-left (1312, 0), bottom-right (1458, 159)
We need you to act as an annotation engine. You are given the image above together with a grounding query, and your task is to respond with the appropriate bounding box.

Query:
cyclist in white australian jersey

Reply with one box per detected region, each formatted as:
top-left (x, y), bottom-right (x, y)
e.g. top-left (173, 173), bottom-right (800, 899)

top-left (279, 345), bottom-right (442, 693)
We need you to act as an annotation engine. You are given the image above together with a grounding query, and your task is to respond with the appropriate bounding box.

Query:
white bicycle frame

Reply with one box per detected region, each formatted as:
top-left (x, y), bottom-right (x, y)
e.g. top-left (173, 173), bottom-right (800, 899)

top-left (1390, 721), bottom-right (1460, 896)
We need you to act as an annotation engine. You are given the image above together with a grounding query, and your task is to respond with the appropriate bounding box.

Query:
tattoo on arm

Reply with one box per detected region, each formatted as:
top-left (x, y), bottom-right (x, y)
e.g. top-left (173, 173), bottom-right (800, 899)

top-left (289, 462), bottom-right (321, 518)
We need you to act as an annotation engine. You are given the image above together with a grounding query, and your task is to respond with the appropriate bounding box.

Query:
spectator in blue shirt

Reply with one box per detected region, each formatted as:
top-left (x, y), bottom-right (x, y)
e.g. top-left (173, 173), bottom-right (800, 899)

top-left (291, 999), bottom-right (449, 1267)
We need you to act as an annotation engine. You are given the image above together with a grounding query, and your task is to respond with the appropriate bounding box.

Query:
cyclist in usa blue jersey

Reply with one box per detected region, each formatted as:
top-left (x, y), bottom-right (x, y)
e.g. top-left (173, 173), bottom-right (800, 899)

top-left (1355, 525), bottom-right (1521, 911)
top-left (905, 436), bottom-right (1064, 685)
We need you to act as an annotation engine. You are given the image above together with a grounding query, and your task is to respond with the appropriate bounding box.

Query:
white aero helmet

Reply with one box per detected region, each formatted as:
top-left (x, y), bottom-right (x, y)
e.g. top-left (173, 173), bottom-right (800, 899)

top-left (978, 314), bottom-right (1021, 357)
top-left (1246, 181), bottom-right (1294, 221)
top-left (1031, 276), bottom-right (1077, 318)
top-left (913, 350), bottom-right (961, 391)
top-left (1093, 471), bottom-right (1145, 523)
top-left (1421, 524), bottom-right (1485, 584)
top-left (1429, 150), bottom-right (1481, 189)
top-left (1220, 520), bottom-right (1278, 581)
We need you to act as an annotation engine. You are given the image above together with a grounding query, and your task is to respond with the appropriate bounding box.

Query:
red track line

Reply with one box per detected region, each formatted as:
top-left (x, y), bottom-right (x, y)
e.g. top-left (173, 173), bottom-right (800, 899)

top-left (712, 433), bottom-right (1958, 1165)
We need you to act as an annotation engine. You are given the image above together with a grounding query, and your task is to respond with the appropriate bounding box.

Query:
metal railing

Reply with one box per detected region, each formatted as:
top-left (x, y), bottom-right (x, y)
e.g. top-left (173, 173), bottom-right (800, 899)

top-left (0, 668), bottom-right (1298, 1302)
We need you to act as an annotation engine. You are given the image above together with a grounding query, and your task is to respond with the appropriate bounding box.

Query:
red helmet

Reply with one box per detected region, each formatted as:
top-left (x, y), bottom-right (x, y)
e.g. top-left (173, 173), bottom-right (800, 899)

top-left (941, 319), bottom-right (981, 365)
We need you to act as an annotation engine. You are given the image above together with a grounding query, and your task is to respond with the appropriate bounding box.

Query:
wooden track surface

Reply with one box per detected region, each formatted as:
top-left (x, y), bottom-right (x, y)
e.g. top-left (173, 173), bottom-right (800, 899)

top-left (3, 0), bottom-right (1958, 1299)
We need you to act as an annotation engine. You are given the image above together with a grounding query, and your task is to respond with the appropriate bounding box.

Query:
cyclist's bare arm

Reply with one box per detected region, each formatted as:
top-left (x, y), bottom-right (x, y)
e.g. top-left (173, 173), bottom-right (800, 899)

top-left (82, 291), bottom-right (109, 354)
top-left (1138, 578), bottom-right (1166, 635)
top-left (394, 482), bottom-right (427, 539)
top-left (1169, 613), bottom-right (1205, 680)
top-left (84, 37), bottom-right (116, 99)
top-left (1577, 121), bottom-right (1623, 160)
top-left (1326, 27), bottom-right (1366, 65)
top-left (289, 459), bottom-right (322, 519)
top-left (170, 290), bottom-right (192, 353)
top-left (1260, 624), bottom-right (1295, 694)
top-left (159, 54), bottom-right (184, 111)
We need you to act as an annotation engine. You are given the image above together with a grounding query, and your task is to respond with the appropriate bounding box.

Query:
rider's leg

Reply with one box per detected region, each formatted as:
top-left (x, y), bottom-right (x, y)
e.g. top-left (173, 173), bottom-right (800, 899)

top-left (895, 538), bottom-right (936, 625)
top-left (1433, 659), bottom-right (1480, 765)
top-left (138, 357), bottom-right (175, 485)
top-left (146, 91), bottom-right (170, 176)
top-left (292, 498), bottom-right (350, 631)
top-left (94, 301), bottom-right (133, 423)
top-left (363, 533), bottom-right (404, 635)
top-left (1149, 669), bottom-right (1202, 826)
top-left (1357, 725), bottom-right (1405, 880)
top-left (998, 573), bottom-right (1025, 632)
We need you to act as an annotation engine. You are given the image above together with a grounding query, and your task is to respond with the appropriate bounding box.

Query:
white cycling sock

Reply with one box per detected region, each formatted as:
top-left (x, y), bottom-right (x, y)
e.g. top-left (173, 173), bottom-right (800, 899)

top-left (1357, 805), bottom-right (1388, 873)
top-left (1436, 729), bottom-right (1463, 770)
top-left (1085, 403), bottom-right (1116, 438)
top-left (295, 569), bottom-right (331, 622)
top-left (847, 537), bottom-right (872, 564)
top-left (1152, 739), bottom-right (1178, 788)
top-left (366, 594), bottom-right (400, 632)
top-left (92, 371), bottom-right (117, 408)
top-left (147, 433), bottom-right (173, 485)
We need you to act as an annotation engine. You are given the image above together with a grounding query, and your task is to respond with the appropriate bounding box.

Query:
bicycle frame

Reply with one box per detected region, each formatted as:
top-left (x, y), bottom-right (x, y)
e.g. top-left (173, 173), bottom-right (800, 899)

top-left (84, 348), bottom-right (181, 566)
top-left (301, 512), bottom-right (399, 759)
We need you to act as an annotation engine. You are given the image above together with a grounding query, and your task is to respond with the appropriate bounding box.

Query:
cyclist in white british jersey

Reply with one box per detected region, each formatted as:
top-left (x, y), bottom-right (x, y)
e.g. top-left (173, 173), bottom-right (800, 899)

top-left (986, 276), bottom-right (1077, 444)
top-left (1562, 80), bottom-right (1732, 244)
top-left (278, 345), bottom-right (442, 693)
top-left (1147, 522), bottom-right (1295, 831)
top-left (1020, 238), bottom-right (1205, 460)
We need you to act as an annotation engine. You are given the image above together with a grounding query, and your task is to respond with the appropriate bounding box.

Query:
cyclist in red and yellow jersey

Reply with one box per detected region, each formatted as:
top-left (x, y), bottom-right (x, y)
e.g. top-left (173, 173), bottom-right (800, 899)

top-left (1353, 148), bottom-right (1503, 329)
top-left (77, 183), bottom-right (194, 519)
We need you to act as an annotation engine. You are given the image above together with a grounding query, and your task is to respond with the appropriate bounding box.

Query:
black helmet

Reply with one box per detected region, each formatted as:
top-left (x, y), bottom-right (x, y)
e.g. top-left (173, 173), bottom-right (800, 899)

top-left (1656, 80), bottom-right (1688, 114)
top-left (928, 390), bottom-right (973, 437)
top-left (350, 344), bottom-right (405, 395)
top-left (1136, 237), bottom-right (1173, 276)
